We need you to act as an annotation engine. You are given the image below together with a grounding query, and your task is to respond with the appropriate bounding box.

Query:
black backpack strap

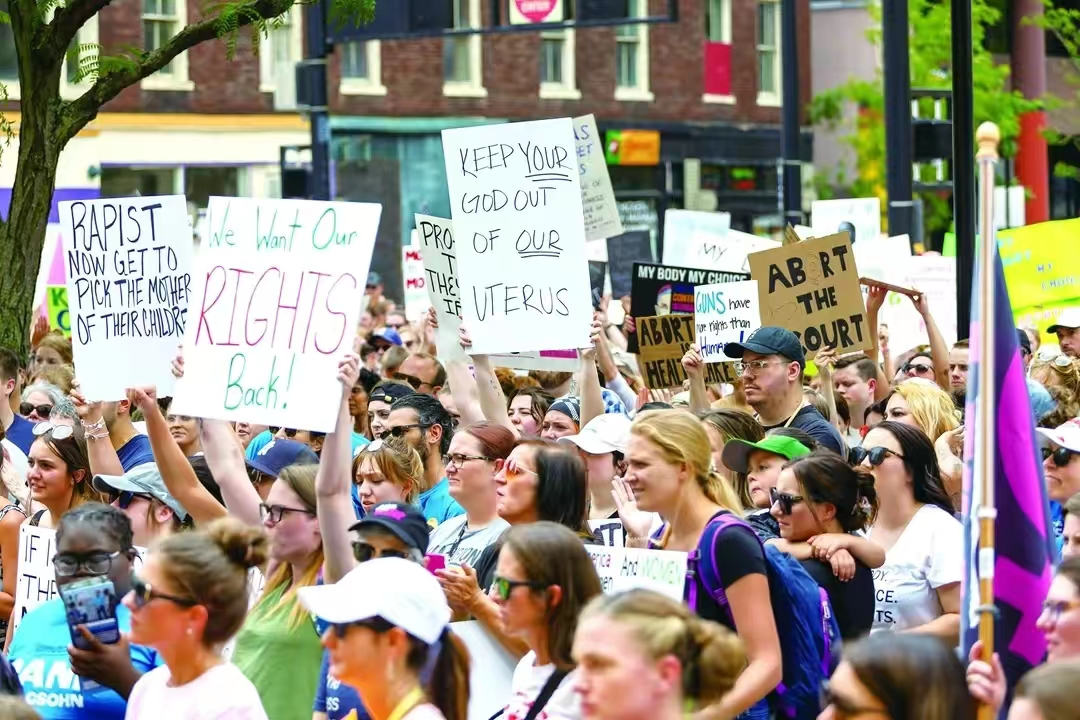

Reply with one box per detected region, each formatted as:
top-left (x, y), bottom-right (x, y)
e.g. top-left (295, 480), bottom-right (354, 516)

top-left (523, 668), bottom-right (570, 720)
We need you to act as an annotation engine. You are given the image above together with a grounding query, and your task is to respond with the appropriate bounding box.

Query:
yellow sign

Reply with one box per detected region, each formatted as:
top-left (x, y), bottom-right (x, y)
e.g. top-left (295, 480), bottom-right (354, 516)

top-left (605, 130), bottom-right (661, 166)
top-left (999, 219), bottom-right (1080, 311)
top-left (46, 285), bottom-right (71, 338)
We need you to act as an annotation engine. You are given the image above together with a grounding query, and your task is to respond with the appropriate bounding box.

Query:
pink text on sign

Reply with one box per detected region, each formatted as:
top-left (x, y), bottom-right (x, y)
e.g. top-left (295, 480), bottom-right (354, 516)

top-left (514, 0), bottom-right (559, 23)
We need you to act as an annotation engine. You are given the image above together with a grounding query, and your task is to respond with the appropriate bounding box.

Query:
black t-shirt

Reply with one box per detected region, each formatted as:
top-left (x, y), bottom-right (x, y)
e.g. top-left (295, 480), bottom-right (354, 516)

top-left (764, 405), bottom-right (845, 455)
top-left (800, 557), bottom-right (875, 640)
top-left (687, 516), bottom-right (769, 632)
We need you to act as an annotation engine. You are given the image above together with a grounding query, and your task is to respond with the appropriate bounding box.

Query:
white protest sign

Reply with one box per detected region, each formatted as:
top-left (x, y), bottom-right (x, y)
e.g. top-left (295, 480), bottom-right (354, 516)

top-left (811, 197), bottom-right (882, 244)
top-left (442, 118), bottom-right (592, 354)
top-left (415, 215), bottom-right (469, 365)
top-left (59, 195), bottom-right (193, 401)
top-left (878, 255), bottom-right (958, 354)
top-left (585, 545), bottom-right (687, 601)
top-left (171, 196), bottom-right (381, 433)
top-left (853, 234), bottom-right (913, 285)
top-left (662, 210), bottom-right (732, 270)
top-left (574, 114), bottom-right (624, 242)
top-left (451, 621), bottom-right (517, 720)
top-left (402, 232), bottom-right (430, 323)
top-left (694, 280), bottom-right (762, 363)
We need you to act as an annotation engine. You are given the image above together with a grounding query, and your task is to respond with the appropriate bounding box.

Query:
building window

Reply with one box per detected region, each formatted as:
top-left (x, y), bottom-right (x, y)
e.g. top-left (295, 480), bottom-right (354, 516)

top-left (141, 0), bottom-right (193, 90)
top-left (340, 40), bottom-right (387, 96)
top-left (1, 1), bottom-right (98, 100)
top-left (540, 27), bottom-right (579, 99)
top-left (100, 167), bottom-right (179, 198)
top-left (756, 0), bottom-right (781, 105)
top-left (443, 0), bottom-right (486, 97)
top-left (615, 0), bottom-right (652, 101)
top-left (706, 0), bottom-right (731, 43)
top-left (259, 7), bottom-right (302, 99)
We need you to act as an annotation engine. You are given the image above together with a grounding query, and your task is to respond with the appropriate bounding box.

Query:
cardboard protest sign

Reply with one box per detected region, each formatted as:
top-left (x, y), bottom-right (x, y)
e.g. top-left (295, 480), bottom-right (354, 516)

top-left (635, 314), bottom-right (737, 389)
top-left (415, 215), bottom-right (469, 365)
top-left (171, 196), bottom-right (381, 433)
top-left (606, 230), bottom-right (653, 298)
top-left (574, 114), bottom-right (624, 242)
top-left (59, 195), bottom-right (193, 400)
top-left (585, 545), bottom-right (688, 601)
top-left (401, 235), bottom-right (430, 322)
top-left (627, 262), bottom-right (750, 353)
top-left (811, 197), bottom-right (882, 244)
top-left (442, 118), bottom-right (592, 354)
top-left (747, 232), bottom-right (871, 361)
top-left (46, 285), bottom-right (71, 337)
top-left (694, 280), bottom-right (762, 363)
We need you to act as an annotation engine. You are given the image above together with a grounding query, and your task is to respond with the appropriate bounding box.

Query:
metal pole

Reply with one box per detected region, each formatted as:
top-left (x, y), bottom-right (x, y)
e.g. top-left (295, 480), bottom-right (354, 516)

top-left (781, 0), bottom-right (803, 227)
top-left (304, 1), bottom-right (331, 201)
top-left (882, 0), bottom-right (914, 238)
top-left (952, 0), bottom-right (975, 339)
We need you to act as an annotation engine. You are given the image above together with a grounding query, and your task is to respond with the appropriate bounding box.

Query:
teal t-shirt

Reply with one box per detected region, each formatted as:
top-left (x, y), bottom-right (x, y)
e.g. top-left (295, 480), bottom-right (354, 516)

top-left (245, 431), bottom-right (369, 461)
top-left (10, 599), bottom-right (161, 719)
top-left (418, 478), bottom-right (465, 528)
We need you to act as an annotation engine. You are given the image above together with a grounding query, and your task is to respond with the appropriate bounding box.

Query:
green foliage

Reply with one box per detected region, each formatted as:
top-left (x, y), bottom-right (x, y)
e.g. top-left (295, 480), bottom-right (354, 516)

top-left (1041, 3), bottom-right (1080, 179)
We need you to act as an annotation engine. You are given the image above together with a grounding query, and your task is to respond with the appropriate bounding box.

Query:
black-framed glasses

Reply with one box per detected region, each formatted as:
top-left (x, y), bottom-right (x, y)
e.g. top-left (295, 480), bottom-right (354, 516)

top-left (392, 372), bottom-right (427, 390)
top-left (378, 424), bottom-right (429, 441)
top-left (115, 491), bottom-right (154, 509)
top-left (769, 488), bottom-right (804, 516)
top-left (259, 503), bottom-right (316, 524)
top-left (851, 446), bottom-right (904, 467)
top-left (269, 427), bottom-right (298, 438)
top-left (442, 453), bottom-right (493, 469)
top-left (130, 572), bottom-right (198, 609)
top-left (819, 679), bottom-right (886, 717)
top-left (33, 421), bottom-right (73, 440)
top-left (490, 576), bottom-right (546, 601)
top-left (20, 402), bottom-right (53, 417)
top-left (53, 550), bottom-right (124, 577)
top-left (352, 542), bottom-right (409, 563)
top-left (1042, 446), bottom-right (1078, 468)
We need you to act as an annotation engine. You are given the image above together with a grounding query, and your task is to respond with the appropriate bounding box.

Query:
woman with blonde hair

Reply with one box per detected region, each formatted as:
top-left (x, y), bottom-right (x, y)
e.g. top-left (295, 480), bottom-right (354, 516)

top-left (354, 436), bottom-right (424, 516)
top-left (1006, 662), bottom-right (1080, 720)
top-left (884, 380), bottom-right (964, 506)
top-left (618, 410), bottom-right (781, 719)
top-left (1030, 352), bottom-right (1080, 427)
top-left (573, 589), bottom-right (747, 720)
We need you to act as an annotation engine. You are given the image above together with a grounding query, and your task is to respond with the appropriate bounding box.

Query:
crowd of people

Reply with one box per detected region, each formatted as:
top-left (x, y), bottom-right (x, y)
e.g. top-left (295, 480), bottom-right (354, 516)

top-left (0, 274), bottom-right (1076, 720)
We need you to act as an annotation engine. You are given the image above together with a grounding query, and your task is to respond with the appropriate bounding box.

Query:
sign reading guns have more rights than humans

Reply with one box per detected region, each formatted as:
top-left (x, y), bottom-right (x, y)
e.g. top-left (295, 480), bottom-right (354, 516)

top-left (60, 195), bottom-right (193, 401)
top-left (171, 197), bottom-right (381, 433)
top-left (442, 118), bottom-right (593, 354)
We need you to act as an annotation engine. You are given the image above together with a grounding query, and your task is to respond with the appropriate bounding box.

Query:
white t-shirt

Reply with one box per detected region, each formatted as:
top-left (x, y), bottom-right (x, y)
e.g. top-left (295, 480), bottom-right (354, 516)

top-left (868, 504), bottom-right (963, 633)
top-left (504, 651), bottom-right (582, 720)
top-left (125, 662), bottom-right (268, 719)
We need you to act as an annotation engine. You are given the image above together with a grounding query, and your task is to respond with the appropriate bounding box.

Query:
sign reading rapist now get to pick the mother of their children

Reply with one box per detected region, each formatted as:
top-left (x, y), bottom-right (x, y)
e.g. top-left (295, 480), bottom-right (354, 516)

top-left (170, 196), bottom-right (381, 433)
top-left (60, 195), bottom-right (194, 401)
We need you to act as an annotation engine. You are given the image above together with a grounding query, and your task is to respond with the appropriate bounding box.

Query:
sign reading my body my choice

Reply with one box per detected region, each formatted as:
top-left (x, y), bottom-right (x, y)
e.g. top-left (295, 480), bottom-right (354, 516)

top-left (442, 118), bottom-right (593, 354)
top-left (59, 195), bottom-right (193, 400)
top-left (171, 197), bottom-right (381, 433)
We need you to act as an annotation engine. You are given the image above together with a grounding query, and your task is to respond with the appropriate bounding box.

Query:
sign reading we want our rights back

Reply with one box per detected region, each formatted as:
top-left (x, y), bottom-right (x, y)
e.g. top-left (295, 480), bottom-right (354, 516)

top-left (171, 197), bottom-right (381, 433)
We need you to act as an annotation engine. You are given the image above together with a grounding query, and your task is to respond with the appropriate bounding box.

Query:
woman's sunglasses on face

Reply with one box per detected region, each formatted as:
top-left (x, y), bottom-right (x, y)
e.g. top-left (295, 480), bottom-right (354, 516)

top-left (489, 576), bottom-right (545, 601)
top-left (377, 424), bottom-right (429, 441)
top-left (769, 488), bottom-right (804, 516)
top-left (20, 402), bottom-right (53, 418)
top-left (351, 541), bottom-right (409, 563)
top-left (129, 572), bottom-right (197, 609)
top-left (112, 491), bottom-right (154, 509)
top-left (269, 427), bottom-right (299, 438)
top-left (850, 446), bottom-right (904, 467)
top-left (1043, 446), bottom-right (1079, 468)
top-left (903, 362), bottom-right (933, 375)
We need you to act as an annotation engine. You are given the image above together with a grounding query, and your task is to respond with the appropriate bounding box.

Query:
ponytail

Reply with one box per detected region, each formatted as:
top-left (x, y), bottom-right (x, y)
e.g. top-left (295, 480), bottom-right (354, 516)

top-left (421, 628), bottom-right (471, 720)
top-left (703, 470), bottom-right (746, 514)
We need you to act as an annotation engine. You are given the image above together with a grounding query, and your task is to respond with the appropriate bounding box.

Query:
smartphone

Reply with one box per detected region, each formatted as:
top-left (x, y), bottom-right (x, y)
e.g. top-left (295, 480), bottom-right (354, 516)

top-left (425, 554), bottom-right (447, 574)
top-left (59, 576), bottom-right (120, 650)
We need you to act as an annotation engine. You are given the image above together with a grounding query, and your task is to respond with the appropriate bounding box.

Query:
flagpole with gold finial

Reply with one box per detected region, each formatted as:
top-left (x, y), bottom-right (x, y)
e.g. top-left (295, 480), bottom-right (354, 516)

top-left (975, 121), bottom-right (1000, 720)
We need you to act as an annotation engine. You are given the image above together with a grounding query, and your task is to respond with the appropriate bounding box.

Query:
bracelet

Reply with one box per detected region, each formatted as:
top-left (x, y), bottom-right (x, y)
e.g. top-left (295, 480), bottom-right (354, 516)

top-left (86, 431), bottom-right (110, 441)
top-left (83, 418), bottom-right (106, 433)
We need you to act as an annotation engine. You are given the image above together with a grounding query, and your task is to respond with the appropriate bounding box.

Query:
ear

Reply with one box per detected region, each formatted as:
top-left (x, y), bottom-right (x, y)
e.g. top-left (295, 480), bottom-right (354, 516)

top-left (153, 502), bottom-right (175, 526)
top-left (117, 399), bottom-right (131, 415)
top-left (432, 385), bottom-right (443, 396)
top-left (427, 423), bottom-right (443, 448)
top-left (2, 378), bottom-right (13, 397)
top-left (788, 362), bottom-right (802, 383)
top-left (654, 654), bottom-right (683, 694)
top-left (71, 469), bottom-right (86, 486)
top-left (867, 378), bottom-right (876, 393)
top-left (493, 458), bottom-right (506, 475)
top-left (817, 501), bottom-right (838, 525)
top-left (546, 584), bottom-right (563, 610)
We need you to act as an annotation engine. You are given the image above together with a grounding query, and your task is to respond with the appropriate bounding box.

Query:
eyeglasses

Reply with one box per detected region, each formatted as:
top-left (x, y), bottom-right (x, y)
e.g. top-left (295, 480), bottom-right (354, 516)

top-left (53, 550), bottom-right (124, 577)
top-left (490, 576), bottom-right (546, 601)
top-left (769, 488), bottom-right (805, 516)
top-left (1041, 598), bottom-right (1080, 623)
top-left (33, 421), bottom-right (73, 440)
top-left (378, 424), bottom-right (429, 441)
top-left (392, 372), bottom-right (427, 391)
top-left (269, 427), bottom-right (299, 437)
top-left (130, 572), bottom-right (197, 609)
top-left (330, 617), bottom-right (391, 639)
top-left (1042, 446), bottom-right (1079, 468)
top-left (259, 503), bottom-right (316, 523)
top-left (819, 680), bottom-right (885, 717)
top-left (114, 491), bottom-right (154, 509)
top-left (502, 461), bottom-right (538, 482)
top-left (903, 362), bottom-right (933, 375)
top-left (20, 402), bottom-right (53, 417)
top-left (851, 446), bottom-right (904, 467)
top-left (443, 453), bottom-right (492, 469)
top-left (733, 359), bottom-right (783, 378)
top-left (352, 542), bottom-right (409, 563)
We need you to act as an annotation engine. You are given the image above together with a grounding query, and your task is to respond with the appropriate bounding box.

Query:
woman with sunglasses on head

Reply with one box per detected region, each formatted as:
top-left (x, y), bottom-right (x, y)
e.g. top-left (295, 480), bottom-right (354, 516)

top-left (9, 504), bottom-right (162, 718)
top-left (123, 518), bottom-right (268, 718)
top-left (1030, 352), bottom-right (1080, 427)
top-left (355, 438), bottom-right (423, 517)
top-left (492, 522), bottom-right (602, 720)
top-left (25, 421), bottom-right (97, 530)
top-left (860, 421), bottom-right (961, 640)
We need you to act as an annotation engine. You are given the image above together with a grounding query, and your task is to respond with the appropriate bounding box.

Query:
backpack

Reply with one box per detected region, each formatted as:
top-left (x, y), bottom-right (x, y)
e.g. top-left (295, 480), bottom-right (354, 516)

top-left (686, 512), bottom-right (841, 720)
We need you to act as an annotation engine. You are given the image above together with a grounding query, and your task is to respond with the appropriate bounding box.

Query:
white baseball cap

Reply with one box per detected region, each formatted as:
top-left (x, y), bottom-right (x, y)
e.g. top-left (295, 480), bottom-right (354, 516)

top-left (1047, 307), bottom-right (1080, 334)
top-left (1036, 420), bottom-right (1080, 454)
top-left (558, 413), bottom-right (631, 455)
top-left (297, 557), bottom-right (450, 644)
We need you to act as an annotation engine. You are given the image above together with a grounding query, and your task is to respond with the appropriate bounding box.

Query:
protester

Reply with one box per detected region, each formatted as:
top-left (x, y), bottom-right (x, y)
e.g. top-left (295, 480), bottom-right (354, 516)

top-left (235, 422), bottom-right (269, 451)
top-left (1030, 353), bottom-right (1080, 427)
top-left (386, 394), bottom-right (464, 526)
top-left (31, 362), bottom-right (76, 395)
top-left (299, 557), bottom-right (471, 720)
top-left (572, 589), bottom-right (746, 720)
top-left (0, 348), bottom-right (35, 454)
top-left (271, 427), bottom-right (326, 456)
top-left (884, 380), bottom-right (964, 505)
top-left (542, 397), bottom-right (582, 441)
top-left (948, 339), bottom-right (970, 391)
top-left (397, 353), bottom-right (447, 396)
top-left (9, 504), bottom-right (160, 717)
top-left (72, 393), bottom-right (156, 476)
top-left (31, 334), bottom-right (72, 371)
top-left (0, 470), bottom-right (24, 645)
top-left (123, 518), bottom-right (269, 718)
top-left (721, 434), bottom-right (810, 540)
top-left (19, 382), bottom-right (64, 424)
top-left (355, 438), bottom-right (423, 514)
top-left (165, 404), bottom-right (203, 457)
top-left (366, 381), bottom-right (414, 443)
top-left (1047, 308), bottom-right (1080, 358)
top-left (507, 387), bottom-right (552, 438)
top-left (698, 409), bottom-right (764, 509)
top-left (1017, 330), bottom-right (1057, 422)
top-left (94, 464), bottom-right (190, 547)
top-left (557, 414), bottom-right (634, 542)
top-left (25, 422), bottom-right (96, 528)
top-left (1009, 661), bottom-right (1080, 720)
top-left (1062, 493), bottom-right (1080, 560)
top-left (348, 377), bottom-right (372, 439)
top-left (245, 438), bottom-right (320, 502)
top-left (1037, 421), bottom-right (1080, 550)
top-left (832, 355), bottom-right (880, 437)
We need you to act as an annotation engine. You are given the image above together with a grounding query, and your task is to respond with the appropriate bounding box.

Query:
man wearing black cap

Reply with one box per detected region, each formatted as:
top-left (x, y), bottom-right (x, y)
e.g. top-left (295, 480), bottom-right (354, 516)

top-left (724, 326), bottom-right (845, 455)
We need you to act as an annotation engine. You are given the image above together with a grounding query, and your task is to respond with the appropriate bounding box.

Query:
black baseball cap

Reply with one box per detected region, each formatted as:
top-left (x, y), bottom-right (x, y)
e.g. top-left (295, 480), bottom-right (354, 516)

top-left (723, 326), bottom-right (806, 369)
top-left (350, 502), bottom-right (431, 553)
top-left (370, 382), bottom-right (415, 406)
top-left (1017, 329), bottom-right (1032, 355)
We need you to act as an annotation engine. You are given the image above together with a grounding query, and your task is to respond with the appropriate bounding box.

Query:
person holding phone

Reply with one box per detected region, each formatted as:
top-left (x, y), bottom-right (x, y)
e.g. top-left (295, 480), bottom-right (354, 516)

top-left (9, 503), bottom-right (162, 719)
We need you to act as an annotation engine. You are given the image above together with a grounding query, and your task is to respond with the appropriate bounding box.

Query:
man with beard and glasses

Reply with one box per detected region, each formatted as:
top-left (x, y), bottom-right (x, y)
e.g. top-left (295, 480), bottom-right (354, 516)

top-left (385, 394), bottom-right (463, 527)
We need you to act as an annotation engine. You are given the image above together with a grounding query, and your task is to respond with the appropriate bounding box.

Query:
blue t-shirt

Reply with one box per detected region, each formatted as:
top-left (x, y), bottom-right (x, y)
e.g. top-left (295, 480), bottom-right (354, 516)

top-left (245, 431), bottom-right (369, 462)
top-left (418, 478), bottom-right (464, 527)
top-left (1052, 500), bottom-right (1065, 555)
top-left (6, 414), bottom-right (35, 455)
top-left (116, 435), bottom-right (155, 472)
top-left (9, 598), bottom-right (161, 719)
top-left (314, 652), bottom-right (369, 720)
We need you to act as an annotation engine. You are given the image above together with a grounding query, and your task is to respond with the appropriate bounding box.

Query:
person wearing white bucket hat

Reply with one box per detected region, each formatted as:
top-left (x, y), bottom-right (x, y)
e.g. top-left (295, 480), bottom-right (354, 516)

top-left (298, 558), bottom-right (470, 720)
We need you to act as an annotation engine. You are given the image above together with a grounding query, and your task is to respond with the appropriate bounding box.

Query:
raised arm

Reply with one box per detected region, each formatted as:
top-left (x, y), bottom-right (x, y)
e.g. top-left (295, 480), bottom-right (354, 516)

top-left (462, 324), bottom-right (516, 434)
top-left (682, 345), bottom-right (710, 413)
top-left (864, 287), bottom-right (893, 402)
top-left (578, 320), bottom-right (606, 427)
top-left (318, 347), bottom-right (362, 584)
top-left (71, 387), bottom-right (124, 477)
top-left (912, 293), bottom-right (950, 391)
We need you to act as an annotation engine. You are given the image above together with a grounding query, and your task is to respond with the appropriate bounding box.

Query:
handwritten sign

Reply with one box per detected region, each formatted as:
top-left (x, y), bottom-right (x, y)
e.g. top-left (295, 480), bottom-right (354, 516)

top-left (662, 210), bottom-right (732, 269)
top-left (415, 214), bottom-right (469, 365)
top-left (811, 197), bottom-right (882, 244)
top-left (402, 234), bottom-right (430, 322)
top-left (747, 232), bottom-right (871, 361)
top-left (59, 195), bottom-right (193, 400)
top-left (584, 544), bottom-right (688, 601)
top-left (171, 196), bottom-right (381, 432)
top-left (636, 314), bottom-right (737, 389)
top-left (694, 280), bottom-right (762, 363)
top-left (574, 114), bottom-right (624, 242)
top-left (877, 255), bottom-right (958, 355)
top-left (442, 118), bottom-right (592, 354)
top-left (627, 262), bottom-right (749, 353)
top-left (46, 285), bottom-right (71, 337)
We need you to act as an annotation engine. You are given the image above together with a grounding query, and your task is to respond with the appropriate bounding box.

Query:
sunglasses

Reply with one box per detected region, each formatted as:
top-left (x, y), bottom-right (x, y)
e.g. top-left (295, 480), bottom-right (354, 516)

top-left (850, 446), bottom-right (904, 467)
top-left (114, 491), bottom-right (154, 509)
top-left (20, 402), bottom-right (53, 417)
top-left (32, 421), bottom-right (73, 440)
top-left (1037, 349), bottom-right (1073, 367)
top-left (903, 362), bottom-right (933, 375)
top-left (130, 572), bottom-right (197, 609)
top-left (392, 372), bottom-right (426, 391)
top-left (378, 424), bottom-right (429, 441)
top-left (769, 488), bottom-right (804, 515)
top-left (352, 542), bottom-right (409, 563)
top-left (269, 427), bottom-right (299, 437)
top-left (331, 616), bottom-right (392, 639)
top-left (1042, 446), bottom-right (1078, 468)
top-left (490, 576), bottom-right (546, 601)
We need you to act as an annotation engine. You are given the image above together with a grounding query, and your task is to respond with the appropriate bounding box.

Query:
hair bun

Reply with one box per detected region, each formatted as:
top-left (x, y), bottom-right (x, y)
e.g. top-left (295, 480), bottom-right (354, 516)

top-left (687, 616), bottom-right (747, 705)
top-left (206, 517), bottom-right (270, 570)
